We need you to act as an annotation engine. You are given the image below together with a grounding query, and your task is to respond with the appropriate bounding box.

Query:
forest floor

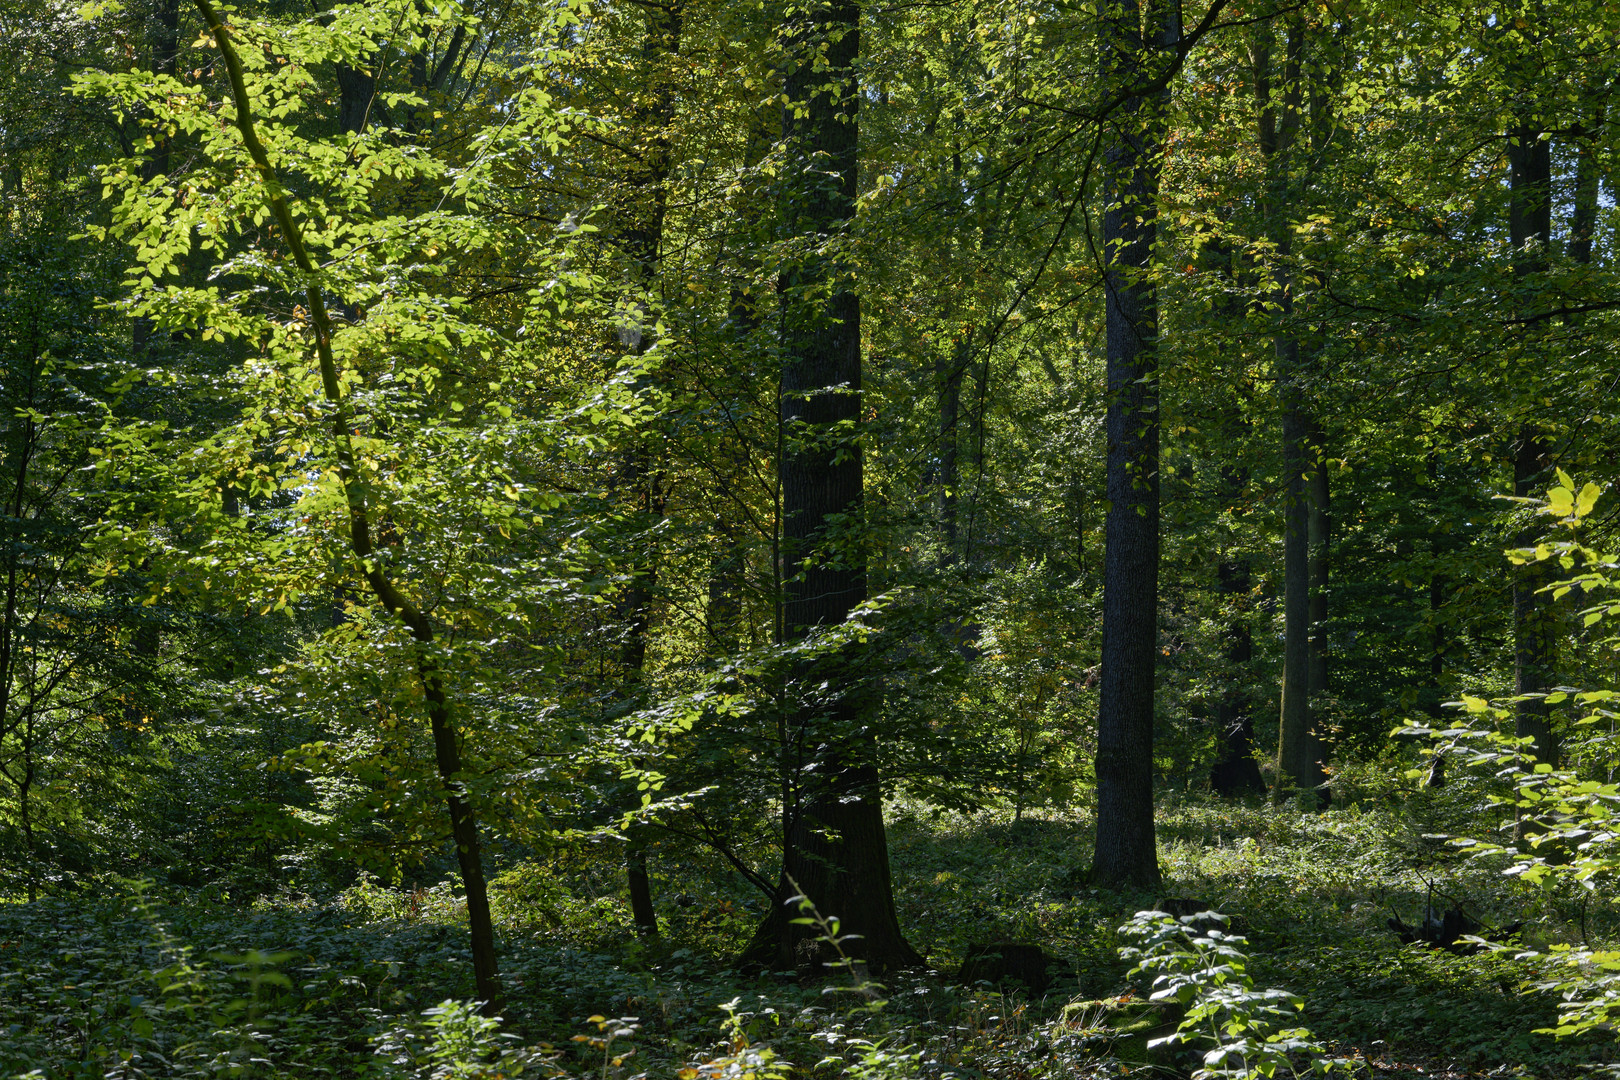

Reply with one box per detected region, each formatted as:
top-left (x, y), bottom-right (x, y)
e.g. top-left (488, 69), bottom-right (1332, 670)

top-left (1, 791), bottom-right (1613, 1078)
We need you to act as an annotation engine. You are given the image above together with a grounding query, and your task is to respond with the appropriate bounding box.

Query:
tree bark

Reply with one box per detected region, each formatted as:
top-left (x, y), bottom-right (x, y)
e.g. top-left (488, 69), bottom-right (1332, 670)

top-left (1257, 17), bottom-right (1327, 804)
top-left (1508, 68), bottom-right (1556, 769)
top-left (1090, 0), bottom-right (1173, 891)
top-left (741, 0), bottom-right (920, 973)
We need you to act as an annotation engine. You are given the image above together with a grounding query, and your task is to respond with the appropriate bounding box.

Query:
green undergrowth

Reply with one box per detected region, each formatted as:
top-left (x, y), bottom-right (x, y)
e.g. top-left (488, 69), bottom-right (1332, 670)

top-left (1, 792), bottom-right (1615, 1077)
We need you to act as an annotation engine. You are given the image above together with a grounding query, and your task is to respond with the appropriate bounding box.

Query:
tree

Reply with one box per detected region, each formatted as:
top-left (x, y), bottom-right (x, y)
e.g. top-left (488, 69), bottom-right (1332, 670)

top-left (740, 0), bottom-right (921, 973)
top-left (1090, 0), bottom-right (1178, 890)
top-left (77, 0), bottom-right (617, 1009)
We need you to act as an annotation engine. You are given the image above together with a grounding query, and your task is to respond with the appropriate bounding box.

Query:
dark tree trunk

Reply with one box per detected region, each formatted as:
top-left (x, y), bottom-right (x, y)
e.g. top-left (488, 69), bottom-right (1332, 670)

top-left (613, 1), bottom-right (682, 934)
top-left (1276, 397), bottom-right (1325, 799)
top-left (1568, 101), bottom-right (1602, 266)
top-left (133, 0), bottom-right (180, 361)
top-left (936, 335), bottom-right (964, 553)
top-left (1429, 571), bottom-right (1447, 720)
top-left (741, 0), bottom-right (919, 973)
top-left (1508, 86), bottom-right (1556, 769)
top-left (1090, 0), bottom-right (1173, 891)
top-left (1513, 429), bottom-right (1557, 766)
top-left (1307, 425), bottom-right (1330, 758)
top-left (1211, 455), bottom-right (1262, 796)
top-left (627, 827), bottom-right (658, 937)
top-left (1257, 18), bottom-right (1327, 804)
top-left (337, 63), bottom-right (375, 135)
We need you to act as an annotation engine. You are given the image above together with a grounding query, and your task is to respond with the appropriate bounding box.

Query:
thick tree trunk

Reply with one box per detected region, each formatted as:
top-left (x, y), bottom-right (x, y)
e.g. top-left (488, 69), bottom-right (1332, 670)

top-left (742, 0), bottom-right (919, 973)
top-left (336, 63), bottom-right (375, 135)
top-left (1090, 0), bottom-right (1172, 891)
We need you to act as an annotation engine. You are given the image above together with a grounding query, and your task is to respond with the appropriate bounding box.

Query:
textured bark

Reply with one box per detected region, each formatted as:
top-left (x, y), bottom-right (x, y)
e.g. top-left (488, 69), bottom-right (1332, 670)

top-left (742, 0), bottom-right (919, 972)
top-left (1091, 0), bottom-right (1173, 891)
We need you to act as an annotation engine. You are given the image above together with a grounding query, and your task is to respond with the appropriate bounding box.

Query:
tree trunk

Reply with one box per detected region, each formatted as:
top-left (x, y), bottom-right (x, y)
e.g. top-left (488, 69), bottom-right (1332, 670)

top-left (1513, 428), bottom-right (1556, 766)
top-left (611, 1), bottom-right (681, 933)
top-left (1307, 424), bottom-right (1330, 781)
top-left (936, 333), bottom-right (964, 553)
top-left (336, 62), bottom-right (375, 135)
top-left (627, 826), bottom-right (658, 937)
top-left (1256, 18), bottom-right (1327, 804)
top-left (1276, 398), bottom-right (1325, 800)
top-left (1090, 0), bottom-right (1173, 891)
top-left (133, 0), bottom-right (180, 361)
top-left (1210, 452), bottom-right (1262, 797)
top-left (741, 0), bottom-right (920, 973)
top-left (1508, 75), bottom-right (1556, 769)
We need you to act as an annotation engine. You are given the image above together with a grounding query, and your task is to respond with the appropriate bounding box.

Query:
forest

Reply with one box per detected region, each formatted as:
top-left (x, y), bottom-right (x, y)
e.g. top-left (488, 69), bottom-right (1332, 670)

top-left (2, 0), bottom-right (1619, 1075)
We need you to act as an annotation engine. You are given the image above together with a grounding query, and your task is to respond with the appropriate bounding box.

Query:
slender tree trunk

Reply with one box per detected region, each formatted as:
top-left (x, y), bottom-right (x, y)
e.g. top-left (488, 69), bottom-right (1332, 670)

top-left (133, 0), bottom-right (180, 362)
top-left (1513, 429), bottom-right (1556, 765)
top-left (936, 335), bottom-right (964, 553)
top-left (626, 825), bottom-right (658, 937)
top-left (1090, 0), bottom-right (1174, 891)
top-left (1508, 79), bottom-right (1557, 769)
top-left (611, 0), bottom-right (682, 937)
top-left (741, 0), bottom-right (919, 972)
top-left (1210, 458), bottom-right (1263, 796)
top-left (1426, 452), bottom-right (1447, 719)
top-left (1257, 18), bottom-right (1327, 804)
top-left (1276, 398), bottom-right (1324, 799)
top-left (194, 0), bottom-right (501, 1010)
top-left (1307, 426), bottom-right (1329, 746)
